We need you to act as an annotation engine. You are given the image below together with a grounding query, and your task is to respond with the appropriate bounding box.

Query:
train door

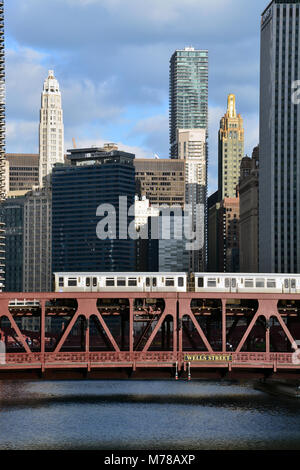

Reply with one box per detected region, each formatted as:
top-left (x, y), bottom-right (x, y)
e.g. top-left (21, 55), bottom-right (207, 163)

top-left (231, 278), bottom-right (237, 293)
top-left (91, 277), bottom-right (98, 292)
top-left (225, 278), bottom-right (237, 293)
top-left (283, 279), bottom-right (290, 294)
top-left (291, 279), bottom-right (296, 294)
top-left (145, 277), bottom-right (151, 292)
top-left (85, 277), bottom-right (92, 292)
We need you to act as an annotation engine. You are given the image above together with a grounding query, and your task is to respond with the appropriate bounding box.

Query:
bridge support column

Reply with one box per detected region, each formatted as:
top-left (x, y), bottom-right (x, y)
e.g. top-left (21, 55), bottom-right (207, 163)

top-left (41, 300), bottom-right (46, 356)
top-left (222, 299), bottom-right (226, 352)
top-left (85, 317), bottom-right (90, 353)
top-left (129, 298), bottom-right (134, 354)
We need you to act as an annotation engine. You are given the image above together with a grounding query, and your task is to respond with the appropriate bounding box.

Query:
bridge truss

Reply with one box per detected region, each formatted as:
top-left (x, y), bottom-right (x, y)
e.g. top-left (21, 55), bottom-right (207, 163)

top-left (0, 292), bottom-right (299, 380)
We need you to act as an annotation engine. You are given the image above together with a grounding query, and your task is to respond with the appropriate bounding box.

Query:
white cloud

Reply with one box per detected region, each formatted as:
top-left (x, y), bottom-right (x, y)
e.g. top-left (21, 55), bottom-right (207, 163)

top-left (6, 120), bottom-right (38, 153)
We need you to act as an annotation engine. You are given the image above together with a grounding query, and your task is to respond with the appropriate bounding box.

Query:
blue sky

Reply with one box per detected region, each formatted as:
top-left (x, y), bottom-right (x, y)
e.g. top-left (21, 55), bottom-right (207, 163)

top-left (5, 0), bottom-right (266, 194)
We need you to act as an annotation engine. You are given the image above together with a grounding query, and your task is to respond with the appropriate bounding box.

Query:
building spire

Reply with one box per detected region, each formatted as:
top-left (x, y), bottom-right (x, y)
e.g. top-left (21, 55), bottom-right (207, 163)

top-left (39, 69), bottom-right (64, 187)
top-left (227, 94), bottom-right (237, 118)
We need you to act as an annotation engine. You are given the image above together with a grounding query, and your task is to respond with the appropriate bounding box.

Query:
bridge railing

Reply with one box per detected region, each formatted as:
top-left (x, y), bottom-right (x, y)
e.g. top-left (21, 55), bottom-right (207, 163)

top-left (0, 351), bottom-right (296, 368)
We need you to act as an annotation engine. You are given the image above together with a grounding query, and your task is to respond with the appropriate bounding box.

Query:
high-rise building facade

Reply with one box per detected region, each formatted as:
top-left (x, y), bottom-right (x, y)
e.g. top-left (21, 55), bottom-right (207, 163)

top-left (52, 146), bottom-right (136, 273)
top-left (259, 0), bottom-right (300, 273)
top-left (6, 153), bottom-right (39, 194)
top-left (208, 196), bottom-right (240, 273)
top-left (239, 147), bottom-right (259, 273)
top-left (169, 48), bottom-right (208, 158)
top-left (134, 158), bottom-right (185, 208)
top-left (208, 95), bottom-right (243, 273)
top-left (0, 1), bottom-right (5, 289)
top-left (39, 70), bottom-right (64, 187)
top-left (169, 48), bottom-right (208, 271)
top-left (23, 188), bottom-right (52, 292)
top-left (1, 196), bottom-right (25, 292)
top-left (218, 94), bottom-right (244, 200)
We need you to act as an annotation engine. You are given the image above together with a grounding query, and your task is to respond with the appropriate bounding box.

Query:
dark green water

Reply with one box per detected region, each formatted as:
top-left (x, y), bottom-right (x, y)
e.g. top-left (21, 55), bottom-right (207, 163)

top-left (0, 380), bottom-right (299, 450)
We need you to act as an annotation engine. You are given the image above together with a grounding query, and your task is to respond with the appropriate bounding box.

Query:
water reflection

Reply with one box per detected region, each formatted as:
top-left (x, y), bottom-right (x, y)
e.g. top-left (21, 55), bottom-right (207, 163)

top-left (0, 380), bottom-right (299, 450)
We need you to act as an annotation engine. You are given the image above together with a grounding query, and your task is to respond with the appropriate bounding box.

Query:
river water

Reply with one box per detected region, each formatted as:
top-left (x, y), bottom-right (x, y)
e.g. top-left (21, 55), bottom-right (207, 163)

top-left (0, 380), bottom-right (299, 450)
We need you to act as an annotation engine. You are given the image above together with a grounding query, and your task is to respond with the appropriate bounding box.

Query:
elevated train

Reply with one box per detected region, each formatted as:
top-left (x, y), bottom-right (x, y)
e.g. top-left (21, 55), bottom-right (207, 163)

top-left (54, 272), bottom-right (300, 294)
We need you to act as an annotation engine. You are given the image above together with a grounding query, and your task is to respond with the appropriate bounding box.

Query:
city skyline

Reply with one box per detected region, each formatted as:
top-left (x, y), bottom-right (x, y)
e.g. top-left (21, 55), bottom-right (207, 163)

top-left (5, 0), bottom-right (263, 194)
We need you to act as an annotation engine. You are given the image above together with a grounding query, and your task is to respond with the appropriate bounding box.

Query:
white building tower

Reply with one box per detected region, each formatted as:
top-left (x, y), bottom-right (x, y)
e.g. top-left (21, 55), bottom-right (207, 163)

top-left (39, 70), bottom-right (64, 187)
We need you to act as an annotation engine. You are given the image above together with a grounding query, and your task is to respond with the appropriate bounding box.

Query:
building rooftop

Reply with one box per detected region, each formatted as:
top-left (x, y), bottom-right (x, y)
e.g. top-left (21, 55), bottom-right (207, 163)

top-left (65, 146), bottom-right (135, 166)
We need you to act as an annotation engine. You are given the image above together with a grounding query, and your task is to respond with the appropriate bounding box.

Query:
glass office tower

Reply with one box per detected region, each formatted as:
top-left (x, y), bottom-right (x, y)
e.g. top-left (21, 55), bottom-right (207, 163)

top-left (0, 197), bottom-right (25, 292)
top-left (259, 0), bottom-right (300, 273)
top-left (52, 146), bottom-right (136, 273)
top-left (169, 47), bottom-right (208, 158)
top-left (169, 47), bottom-right (208, 271)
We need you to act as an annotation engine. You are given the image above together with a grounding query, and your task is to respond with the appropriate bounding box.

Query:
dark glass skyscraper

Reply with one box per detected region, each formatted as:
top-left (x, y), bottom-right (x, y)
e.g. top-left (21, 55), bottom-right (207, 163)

top-left (0, 197), bottom-right (25, 292)
top-left (52, 146), bottom-right (136, 273)
top-left (259, 0), bottom-right (300, 273)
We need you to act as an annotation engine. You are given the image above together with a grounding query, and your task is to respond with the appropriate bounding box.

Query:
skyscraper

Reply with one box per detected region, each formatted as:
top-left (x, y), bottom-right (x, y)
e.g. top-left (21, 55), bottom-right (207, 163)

top-left (135, 158), bottom-right (185, 207)
top-left (1, 196), bottom-right (25, 292)
top-left (6, 153), bottom-right (39, 194)
top-left (39, 70), bottom-right (64, 187)
top-left (239, 147), bottom-right (259, 273)
top-left (218, 94), bottom-right (244, 200)
top-left (52, 145), bottom-right (136, 273)
top-left (169, 47), bottom-right (208, 271)
top-left (23, 188), bottom-right (52, 292)
top-left (169, 48), bottom-right (208, 158)
top-left (0, 1), bottom-right (5, 289)
top-left (259, 0), bottom-right (300, 273)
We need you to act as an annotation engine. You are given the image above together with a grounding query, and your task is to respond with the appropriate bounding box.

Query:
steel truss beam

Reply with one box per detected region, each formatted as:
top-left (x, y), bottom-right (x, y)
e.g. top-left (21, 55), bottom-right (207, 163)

top-left (0, 292), bottom-right (299, 375)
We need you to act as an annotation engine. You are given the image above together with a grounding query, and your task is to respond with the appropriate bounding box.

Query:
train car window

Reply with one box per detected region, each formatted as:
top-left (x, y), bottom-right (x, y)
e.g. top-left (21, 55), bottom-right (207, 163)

top-left (146, 277), bottom-right (151, 287)
top-left (153, 277), bottom-right (157, 287)
top-left (245, 279), bottom-right (254, 288)
top-left (197, 277), bottom-right (204, 288)
top-left (178, 277), bottom-right (184, 287)
top-left (284, 279), bottom-right (289, 289)
top-left (68, 278), bottom-right (77, 287)
top-left (256, 279), bottom-right (265, 288)
top-left (86, 278), bottom-right (91, 287)
top-left (106, 278), bottom-right (115, 287)
top-left (231, 278), bottom-right (237, 288)
top-left (225, 278), bottom-right (230, 288)
top-left (207, 279), bottom-right (217, 287)
top-left (128, 278), bottom-right (137, 287)
top-left (267, 279), bottom-right (276, 288)
top-left (59, 277), bottom-right (64, 287)
top-left (166, 278), bottom-right (175, 287)
top-left (93, 277), bottom-right (97, 287)
top-left (291, 279), bottom-right (296, 289)
top-left (117, 278), bottom-right (126, 286)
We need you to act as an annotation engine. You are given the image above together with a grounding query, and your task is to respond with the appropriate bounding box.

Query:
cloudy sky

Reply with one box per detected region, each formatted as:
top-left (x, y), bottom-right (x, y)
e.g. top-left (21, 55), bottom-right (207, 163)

top-left (5, 0), bottom-right (265, 194)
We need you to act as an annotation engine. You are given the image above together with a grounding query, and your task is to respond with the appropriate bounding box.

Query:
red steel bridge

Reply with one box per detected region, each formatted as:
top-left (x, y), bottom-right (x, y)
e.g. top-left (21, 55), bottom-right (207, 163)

top-left (0, 291), bottom-right (299, 380)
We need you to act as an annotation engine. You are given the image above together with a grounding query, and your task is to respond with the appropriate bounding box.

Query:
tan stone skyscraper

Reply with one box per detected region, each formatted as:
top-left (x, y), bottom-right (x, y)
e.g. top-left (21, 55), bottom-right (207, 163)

top-left (39, 70), bottom-right (64, 187)
top-left (218, 94), bottom-right (244, 199)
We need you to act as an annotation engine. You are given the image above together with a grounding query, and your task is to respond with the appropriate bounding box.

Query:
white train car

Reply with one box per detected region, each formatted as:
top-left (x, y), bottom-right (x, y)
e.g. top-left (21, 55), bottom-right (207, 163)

top-left (194, 273), bottom-right (300, 294)
top-left (54, 272), bottom-right (187, 293)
